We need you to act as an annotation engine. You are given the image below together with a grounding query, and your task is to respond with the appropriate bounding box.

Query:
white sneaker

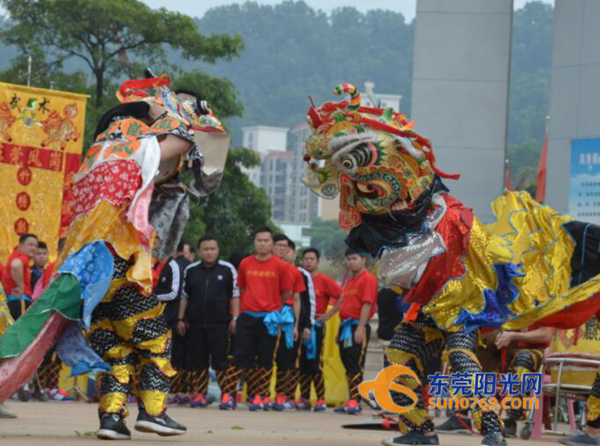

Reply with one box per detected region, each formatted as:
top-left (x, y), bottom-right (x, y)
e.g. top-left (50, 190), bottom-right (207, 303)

top-left (0, 402), bottom-right (17, 419)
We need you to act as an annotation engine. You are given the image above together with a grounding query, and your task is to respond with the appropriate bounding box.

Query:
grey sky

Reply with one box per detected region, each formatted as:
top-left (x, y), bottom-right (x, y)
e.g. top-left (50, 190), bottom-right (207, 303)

top-left (142, 0), bottom-right (554, 20)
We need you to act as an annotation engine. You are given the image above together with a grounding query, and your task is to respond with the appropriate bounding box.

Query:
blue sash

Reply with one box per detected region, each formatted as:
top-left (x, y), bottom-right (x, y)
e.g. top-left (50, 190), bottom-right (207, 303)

top-left (339, 318), bottom-right (360, 348)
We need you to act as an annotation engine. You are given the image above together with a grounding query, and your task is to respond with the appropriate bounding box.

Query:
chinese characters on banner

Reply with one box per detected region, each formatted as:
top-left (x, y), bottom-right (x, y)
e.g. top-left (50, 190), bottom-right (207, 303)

top-left (0, 82), bottom-right (87, 262)
top-left (569, 138), bottom-right (600, 224)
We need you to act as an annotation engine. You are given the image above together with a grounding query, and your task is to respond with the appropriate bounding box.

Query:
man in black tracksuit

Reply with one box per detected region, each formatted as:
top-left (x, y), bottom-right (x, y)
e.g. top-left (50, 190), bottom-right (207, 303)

top-left (177, 236), bottom-right (239, 409)
top-left (155, 242), bottom-right (191, 402)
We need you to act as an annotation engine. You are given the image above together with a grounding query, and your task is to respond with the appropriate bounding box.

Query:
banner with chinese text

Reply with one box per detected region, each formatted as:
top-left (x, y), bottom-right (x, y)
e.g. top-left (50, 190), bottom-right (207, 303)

top-left (569, 138), bottom-right (600, 224)
top-left (0, 82), bottom-right (87, 262)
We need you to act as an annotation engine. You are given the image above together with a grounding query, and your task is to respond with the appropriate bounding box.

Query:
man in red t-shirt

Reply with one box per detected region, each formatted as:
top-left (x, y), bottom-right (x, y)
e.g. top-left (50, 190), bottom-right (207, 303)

top-left (226, 227), bottom-right (293, 411)
top-left (3, 233), bottom-right (38, 321)
top-left (298, 247), bottom-right (342, 411)
top-left (320, 248), bottom-right (377, 414)
top-left (272, 234), bottom-right (305, 410)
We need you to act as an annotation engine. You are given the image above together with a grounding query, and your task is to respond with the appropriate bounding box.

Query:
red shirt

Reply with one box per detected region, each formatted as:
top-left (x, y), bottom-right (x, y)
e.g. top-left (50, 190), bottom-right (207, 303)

top-left (42, 261), bottom-right (57, 290)
top-left (339, 270), bottom-right (378, 321)
top-left (3, 248), bottom-right (32, 296)
top-left (237, 254), bottom-right (293, 313)
top-left (285, 264), bottom-right (306, 305)
top-left (313, 273), bottom-right (343, 316)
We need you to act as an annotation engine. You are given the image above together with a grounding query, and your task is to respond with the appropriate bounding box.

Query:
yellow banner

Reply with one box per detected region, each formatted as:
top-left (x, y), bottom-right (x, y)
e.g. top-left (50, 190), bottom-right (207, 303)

top-left (0, 82), bottom-right (87, 262)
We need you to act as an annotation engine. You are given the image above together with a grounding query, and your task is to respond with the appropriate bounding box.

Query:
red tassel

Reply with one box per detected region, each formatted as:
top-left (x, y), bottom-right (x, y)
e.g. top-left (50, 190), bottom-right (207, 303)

top-left (119, 76), bottom-right (171, 98)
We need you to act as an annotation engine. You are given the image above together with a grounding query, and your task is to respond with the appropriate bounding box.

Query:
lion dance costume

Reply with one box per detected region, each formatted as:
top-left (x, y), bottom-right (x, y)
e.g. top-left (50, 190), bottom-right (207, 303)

top-left (0, 75), bottom-right (229, 436)
top-left (303, 84), bottom-right (600, 446)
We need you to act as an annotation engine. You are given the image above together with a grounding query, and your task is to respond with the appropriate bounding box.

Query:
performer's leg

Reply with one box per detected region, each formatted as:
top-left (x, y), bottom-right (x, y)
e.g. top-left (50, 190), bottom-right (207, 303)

top-left (208, 324), bottom-right (230, 393)
top-left (169, 328), bottom-right (188, 397)
top-left (255, 321), bottom-right (278, 403)
top-left (170, 370), bottom-right (186, 396)
top-left (107, 283), bottom-right (173, 417)
top-left (557, 367), bottom-right (600, 445)
top-left (230, 314), bottom-right (260, 402)
top-left (445, 331), bottom-right (504, 442)
top-left (189, 369), bottom-right (209, 397)
top-left (313, 325), bottom-right (326, 403)
top-left (504, 348), bottom-right (543, 434)
top-left (299, 328), bottom-right (316, 401)
top-left (217, 328), bottom-right (237, 402)
top-left (286, 340), bottom-right (303, 401)
top-left (275, 338), bottom-right (291, 398)
top-left (88, 319), bottom-right (136, 419)
top-left (586, 370), bottom-right (600, 432)
top-left (383, 317), bottom-right (445, 444)
top-left (338, 324), bottom-right (370, 411)
top-left (187, 324), bottom-right (210, 398)
top-left (245, 368), bottom-right (258, 399)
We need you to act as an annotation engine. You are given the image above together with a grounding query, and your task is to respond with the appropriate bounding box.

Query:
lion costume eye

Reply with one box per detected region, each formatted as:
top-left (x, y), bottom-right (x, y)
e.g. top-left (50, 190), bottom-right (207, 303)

top-left (337, 143), bottom-right (378, 173)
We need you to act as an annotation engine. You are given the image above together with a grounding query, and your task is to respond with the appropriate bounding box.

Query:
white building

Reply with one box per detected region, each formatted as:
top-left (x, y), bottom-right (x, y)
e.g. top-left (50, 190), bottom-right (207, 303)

top-left (241, 125), bottom-right (289, 187)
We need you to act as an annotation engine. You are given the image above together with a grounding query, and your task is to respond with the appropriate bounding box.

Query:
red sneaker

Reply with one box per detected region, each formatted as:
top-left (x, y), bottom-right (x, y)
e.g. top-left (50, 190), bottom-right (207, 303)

top-left (219, 393), bottom-right (236, 410)
top-left (249, 395), bottom-right (263, 411)
top-left (313, 399), bottom-right (326, 412)
top-left (190, 393), bottom-right (209, 408)
top-left (295, 397), bottom-right (311, 410)
top-left (262, 396), bottom-right (271, 411)
top-left (346, 399), bottom-right (362, 414)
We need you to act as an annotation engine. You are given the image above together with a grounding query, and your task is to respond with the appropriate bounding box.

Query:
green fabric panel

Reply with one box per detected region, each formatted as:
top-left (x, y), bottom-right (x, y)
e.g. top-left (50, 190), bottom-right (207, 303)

top-left (0, 274), bottom-right (81, 358)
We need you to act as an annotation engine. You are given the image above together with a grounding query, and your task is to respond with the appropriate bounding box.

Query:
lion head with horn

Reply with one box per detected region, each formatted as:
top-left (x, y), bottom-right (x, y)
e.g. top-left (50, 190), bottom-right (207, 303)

top-left (303, 83), bottom-right (459, 236)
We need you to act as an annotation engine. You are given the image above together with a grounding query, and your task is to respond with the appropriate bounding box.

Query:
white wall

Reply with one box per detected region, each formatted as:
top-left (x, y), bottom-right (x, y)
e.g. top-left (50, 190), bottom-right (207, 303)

top-left (411, 0), bottom-right (513, 221)
top-left (546, 0), bottom-right (600, 213)
top-left (242, 126), bottom-right (288, 155)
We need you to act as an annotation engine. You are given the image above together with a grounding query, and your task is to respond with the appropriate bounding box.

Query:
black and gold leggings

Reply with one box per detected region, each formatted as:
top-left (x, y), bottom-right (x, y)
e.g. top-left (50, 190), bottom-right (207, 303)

top-left (587, 370), bottom-right (600, 429)
top-left (87, 257), bottom-right (175, 418)
top-left (505, 348), bottom-right (544, 421)
top-left (299, 324), bottom-right (325, 401)
top-left (386, 315), bottom-right (502, 437)
top-left (38, 348), bottom-right (62, 390)
top-left (339, 323), bottom-right (370, 402)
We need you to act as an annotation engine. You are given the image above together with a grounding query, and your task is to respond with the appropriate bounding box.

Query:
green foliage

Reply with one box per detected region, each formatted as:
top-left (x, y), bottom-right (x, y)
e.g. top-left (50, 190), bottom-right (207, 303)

top-left (308, 218), bottom-right (346, 259)
top-left (182, 148), bottom-right (277, 258)
top-left (0, 0), bottom-right (243, 106)
top-left (506, 1), bottom-right (553, 189)
top-left (508, 1), bottom-right (553, 146)
top-left (507, 139), bottom-right (542, 192)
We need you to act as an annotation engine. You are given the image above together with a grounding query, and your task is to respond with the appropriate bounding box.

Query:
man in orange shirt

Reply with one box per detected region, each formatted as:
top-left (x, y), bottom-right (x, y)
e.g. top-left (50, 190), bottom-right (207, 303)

top-left (298, 247), bottom-right (343, 412)
top-left (3, 233), bottom-right (38, 321)
top-left (223, 227), bottom-right (293, 411)
top-left (320, 248), bottom-right (378, 415)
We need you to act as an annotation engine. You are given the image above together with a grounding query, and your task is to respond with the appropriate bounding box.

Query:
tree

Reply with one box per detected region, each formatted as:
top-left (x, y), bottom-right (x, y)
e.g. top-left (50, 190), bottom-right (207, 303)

top-left (508, 1), bottom-right (553, 146)
top-left (507, 139), bottom-right (541, 192)
top-left (308, 218), bottom-right (347, 259)
top-left (0, 0), bottom-right (243, 106)
top-left (182, 147), bottom-right (277, 258)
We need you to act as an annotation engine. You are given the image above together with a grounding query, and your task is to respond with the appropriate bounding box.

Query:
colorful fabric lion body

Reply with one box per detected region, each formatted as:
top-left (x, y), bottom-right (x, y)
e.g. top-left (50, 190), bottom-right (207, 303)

top-left (304, 83), bottom-right (600, 334)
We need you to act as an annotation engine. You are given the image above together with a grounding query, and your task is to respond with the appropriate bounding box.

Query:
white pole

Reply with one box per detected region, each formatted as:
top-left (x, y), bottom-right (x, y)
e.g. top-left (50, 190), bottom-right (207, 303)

top-left (26, 56), bottom-right (32, 87)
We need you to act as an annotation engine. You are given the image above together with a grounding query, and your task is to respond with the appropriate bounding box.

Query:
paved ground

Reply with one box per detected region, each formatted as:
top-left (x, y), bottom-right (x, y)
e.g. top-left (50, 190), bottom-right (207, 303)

top-left (0, 401), bottom-right (568, 445)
